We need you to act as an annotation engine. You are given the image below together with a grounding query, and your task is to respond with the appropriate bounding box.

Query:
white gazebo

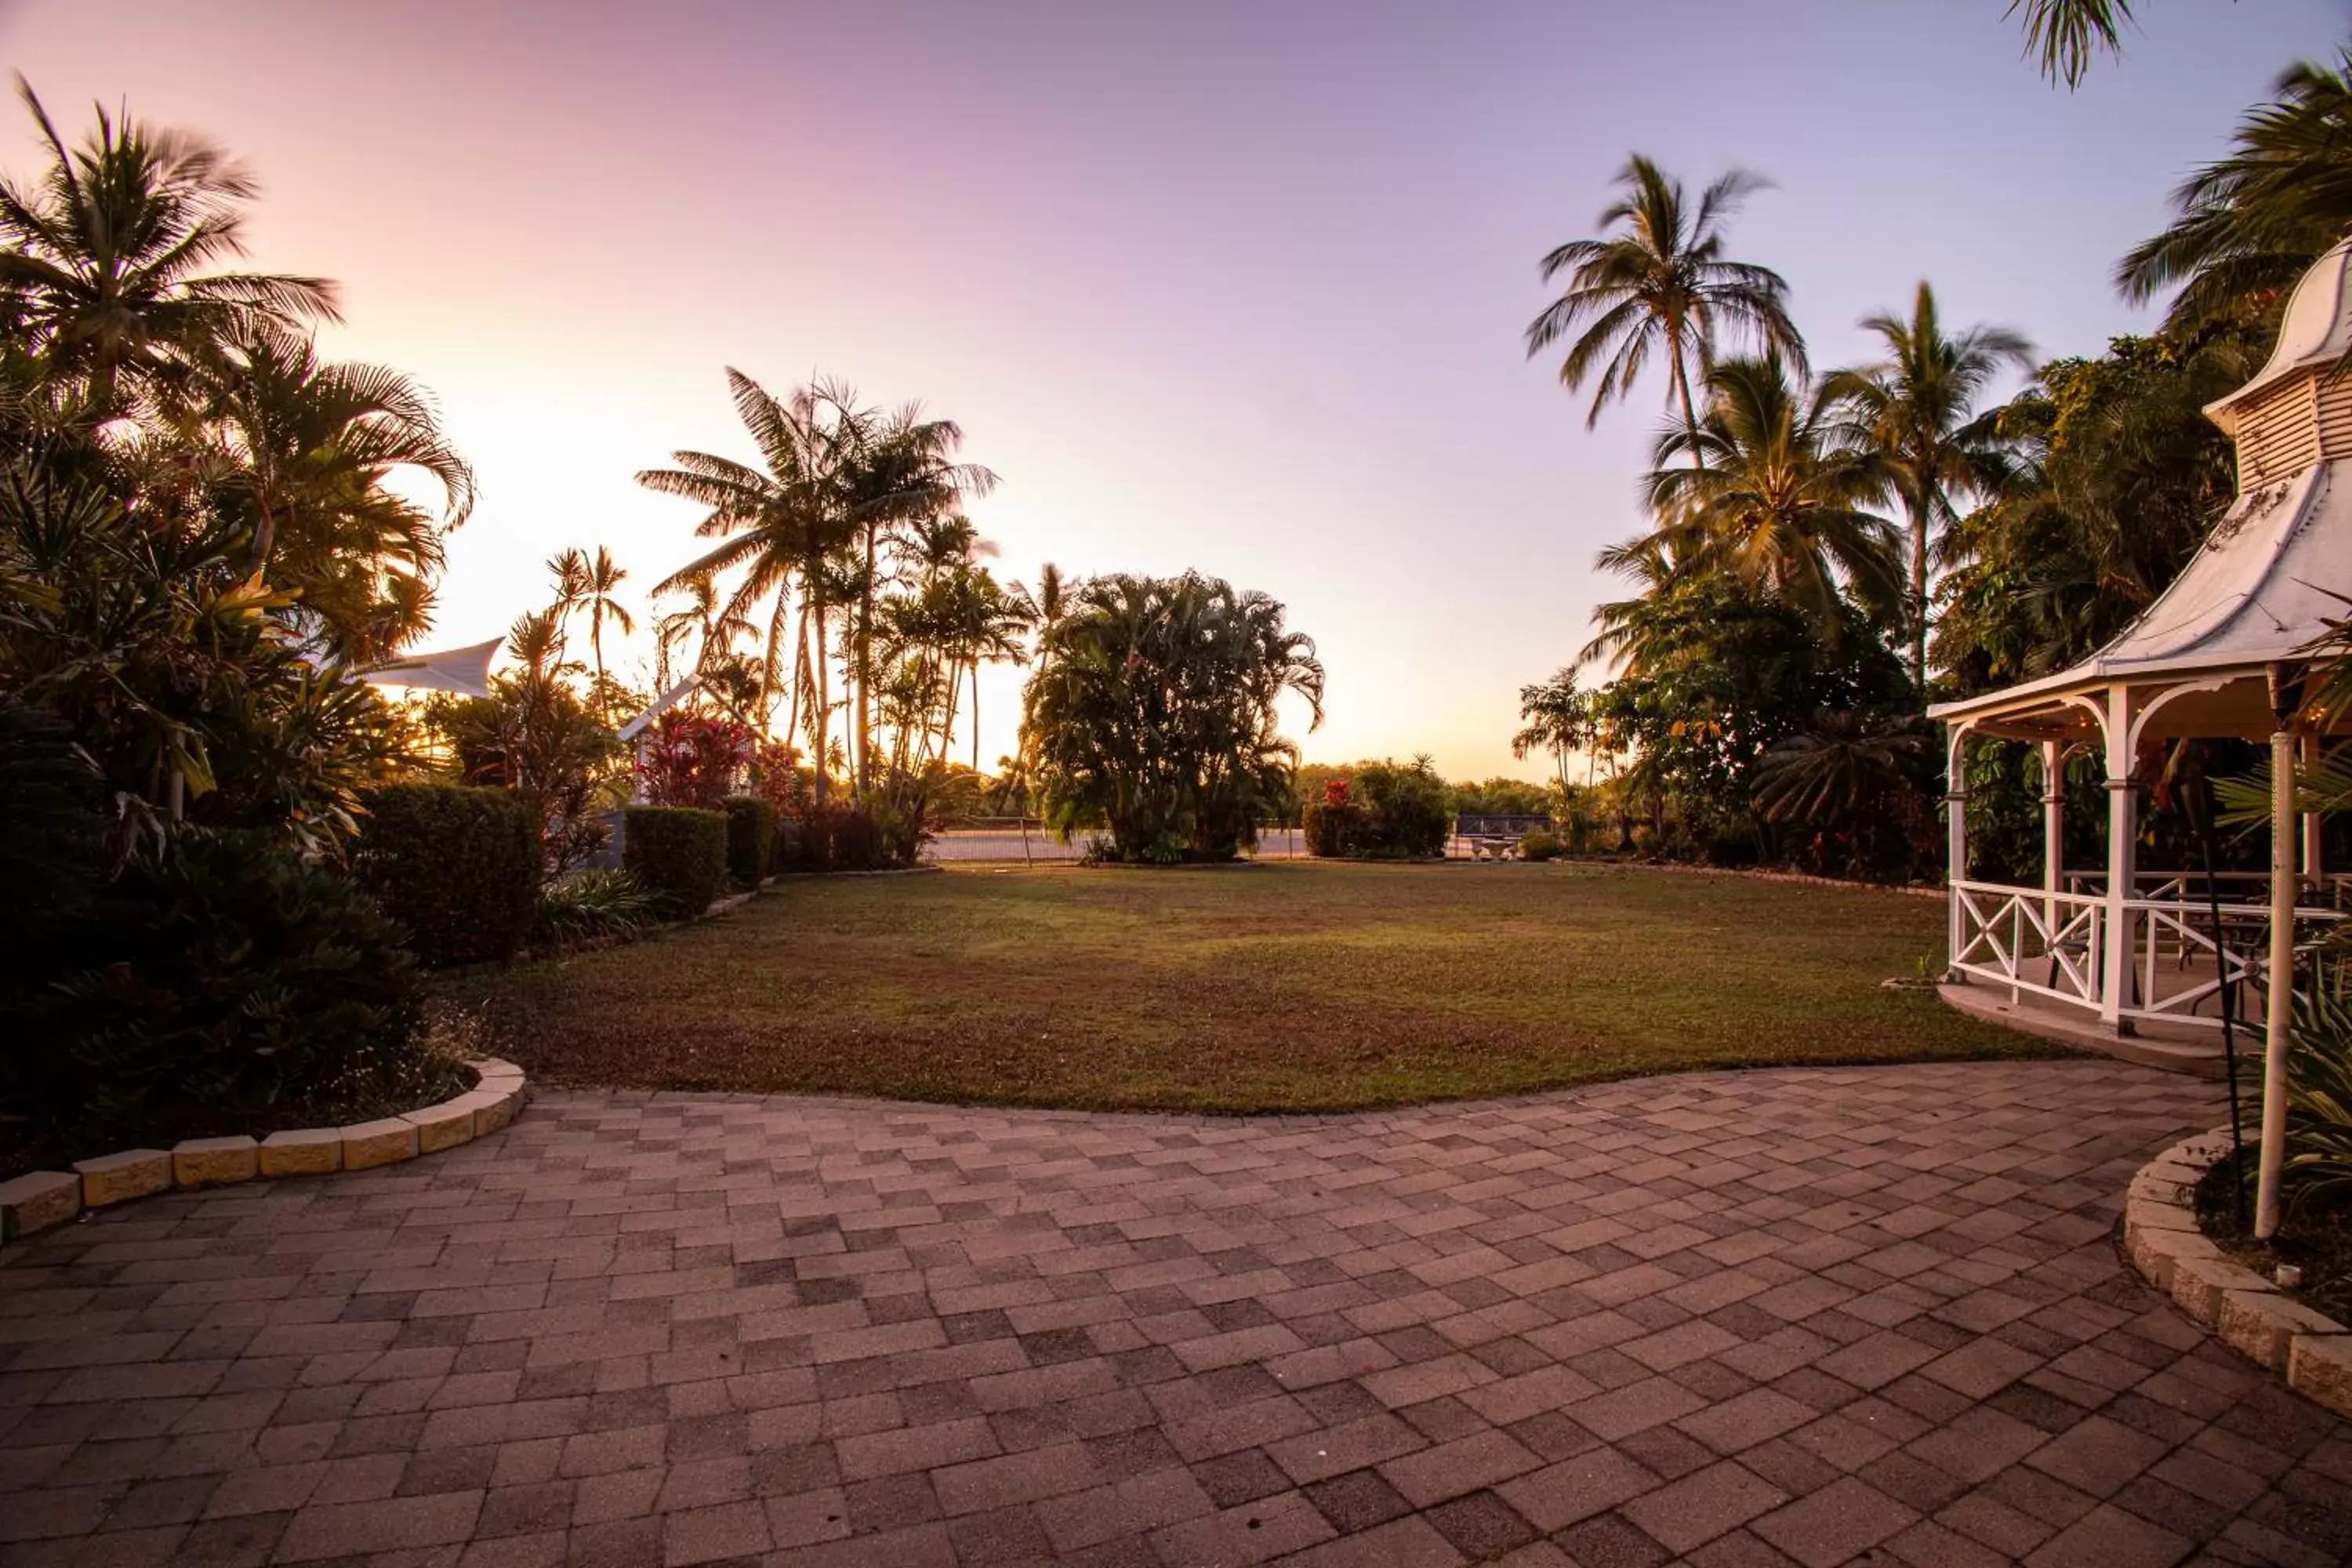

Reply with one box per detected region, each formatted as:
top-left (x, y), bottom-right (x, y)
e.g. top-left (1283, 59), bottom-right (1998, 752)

top-left (1931, 241), bottom-right (2351, 1236)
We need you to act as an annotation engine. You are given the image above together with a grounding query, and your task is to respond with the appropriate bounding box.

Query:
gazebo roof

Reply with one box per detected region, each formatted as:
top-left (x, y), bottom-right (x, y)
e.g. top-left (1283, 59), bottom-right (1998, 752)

top-left (1930, 245), bottom-right (2352, 743)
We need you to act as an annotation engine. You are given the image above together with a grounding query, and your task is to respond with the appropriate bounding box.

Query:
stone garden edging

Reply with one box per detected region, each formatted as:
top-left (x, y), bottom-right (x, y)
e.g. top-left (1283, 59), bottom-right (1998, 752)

top-left (2121, 1123), bottom-right (2352, 1417)
top-left (0, 1056), bottom-right (528, 1245)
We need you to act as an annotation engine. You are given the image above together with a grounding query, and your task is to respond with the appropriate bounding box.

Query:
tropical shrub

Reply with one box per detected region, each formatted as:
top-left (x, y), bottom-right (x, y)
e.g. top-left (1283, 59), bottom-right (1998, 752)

top-left (7, 828), bottom-right (424, 1128)
top-left (1022, 572), bottom-right (1323, 862)
top-left (353, 783), bottom-right (538, 966)
top-left (639, 710), bottom-right (754, 808)
top-left (1519, 831), bottom-right (1563, 862)
top-left (427, 675), bottom-right (625, 873)
top-left (723, 795), bottom-right (778, 887)
top-left (533, 868), bottom-right (660, 948)
top-left (777, 797), bottom-right (919, 873)
top-left (1301, 800), bottom-right (1362, 858)
top-left (623, 804), bottom-right (728, 916)
top-left (1349, 758), bottom-right (1453, 858)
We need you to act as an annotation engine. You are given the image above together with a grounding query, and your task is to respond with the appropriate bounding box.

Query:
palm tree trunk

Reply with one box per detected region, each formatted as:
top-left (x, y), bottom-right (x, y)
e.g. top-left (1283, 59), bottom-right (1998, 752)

top-left (1908, 495), bottom-right (1930, 692)
top-left (1668, 320), bottom-right (1706, 473)
top-left (856, 521), bottom-right (876, 791)
top-left (971, 659), bottom-right (982, 773)
top-left (809, 577), bottom-right (829, 804)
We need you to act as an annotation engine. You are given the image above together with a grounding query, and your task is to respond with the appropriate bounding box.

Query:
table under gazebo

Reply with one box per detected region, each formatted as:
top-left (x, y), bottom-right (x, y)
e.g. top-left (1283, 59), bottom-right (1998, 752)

top-left (1930, 241), bottom-right (2352, 1236)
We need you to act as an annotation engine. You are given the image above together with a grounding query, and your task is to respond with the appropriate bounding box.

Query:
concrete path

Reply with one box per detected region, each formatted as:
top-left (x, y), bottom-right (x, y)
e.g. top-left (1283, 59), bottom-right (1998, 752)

top-left (0, 1062), bottom-right (2345, 1567)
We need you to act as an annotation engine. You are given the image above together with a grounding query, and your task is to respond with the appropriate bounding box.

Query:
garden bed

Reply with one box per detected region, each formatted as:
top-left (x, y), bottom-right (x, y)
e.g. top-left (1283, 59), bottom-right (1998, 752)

top-left (2198, 1147), bottom-right (2352, 1324)
top-left (449, 860), bottom-right (2059, 1113)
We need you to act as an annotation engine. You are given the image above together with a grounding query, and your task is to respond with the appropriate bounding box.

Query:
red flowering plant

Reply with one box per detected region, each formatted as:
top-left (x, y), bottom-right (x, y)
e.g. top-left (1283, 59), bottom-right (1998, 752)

top-left (1323, 776), bottom-right (1352, 808)
top-left (636, 710), bottom-right (754, 808)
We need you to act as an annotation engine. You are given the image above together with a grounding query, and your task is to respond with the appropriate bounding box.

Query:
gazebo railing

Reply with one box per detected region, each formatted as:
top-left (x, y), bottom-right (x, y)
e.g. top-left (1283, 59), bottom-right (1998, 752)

top-left (1951, 880), bottom-right (2103, 1008)
top-left (1954, 876), bottom-right (2344, 1031)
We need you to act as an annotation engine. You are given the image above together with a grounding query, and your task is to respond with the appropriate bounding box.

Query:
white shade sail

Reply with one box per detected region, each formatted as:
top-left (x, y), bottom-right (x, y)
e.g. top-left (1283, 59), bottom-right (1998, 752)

top-left (358, 637), bottom-right (503, 699)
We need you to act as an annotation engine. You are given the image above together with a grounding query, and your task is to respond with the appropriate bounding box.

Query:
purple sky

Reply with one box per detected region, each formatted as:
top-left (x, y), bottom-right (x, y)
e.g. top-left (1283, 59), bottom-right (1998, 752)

top-left (5, 0), bottom-right (2347, 777)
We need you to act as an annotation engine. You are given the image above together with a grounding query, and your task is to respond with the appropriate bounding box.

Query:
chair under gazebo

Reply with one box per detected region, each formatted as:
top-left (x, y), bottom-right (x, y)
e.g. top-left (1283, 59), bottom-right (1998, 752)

top-left (1930, 241), bottom-right (2352, 1237)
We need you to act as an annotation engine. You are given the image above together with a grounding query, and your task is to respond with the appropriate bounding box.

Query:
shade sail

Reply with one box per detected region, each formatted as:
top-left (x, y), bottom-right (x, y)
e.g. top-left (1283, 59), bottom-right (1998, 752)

top-left (358, 637), bottom-right (503, 699)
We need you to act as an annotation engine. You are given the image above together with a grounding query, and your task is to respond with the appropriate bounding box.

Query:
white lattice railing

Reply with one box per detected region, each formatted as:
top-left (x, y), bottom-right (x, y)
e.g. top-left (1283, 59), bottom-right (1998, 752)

top-left (1951, 881), bottom-right (2103, 1007)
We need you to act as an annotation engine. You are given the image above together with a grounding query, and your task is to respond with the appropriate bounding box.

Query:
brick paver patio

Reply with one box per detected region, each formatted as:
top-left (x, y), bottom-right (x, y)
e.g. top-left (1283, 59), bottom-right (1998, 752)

top-left (2, 1061), bottom-right (2347, 1566)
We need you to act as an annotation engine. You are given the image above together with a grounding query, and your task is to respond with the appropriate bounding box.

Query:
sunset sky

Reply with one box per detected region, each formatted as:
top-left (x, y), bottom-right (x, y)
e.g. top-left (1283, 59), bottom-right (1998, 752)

top-left (5, 0), bottom-right (2346, 779)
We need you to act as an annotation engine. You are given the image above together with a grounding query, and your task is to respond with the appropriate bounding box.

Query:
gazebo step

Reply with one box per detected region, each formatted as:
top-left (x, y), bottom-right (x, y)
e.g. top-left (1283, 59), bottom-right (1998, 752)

top-left (1937, 983), bottom-right (2229, 1080)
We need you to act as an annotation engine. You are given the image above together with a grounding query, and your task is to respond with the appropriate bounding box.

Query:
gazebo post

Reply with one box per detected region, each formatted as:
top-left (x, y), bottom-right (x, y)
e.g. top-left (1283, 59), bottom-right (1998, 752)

top-left (1944, 728), bottom-right (1969, 980)
top-left (2099, 686), bottom-right (2137, 1033)
top-left (2041, 739), bottom-right (2065, 930)
top-left (2256, 669), bottom-right (2302, 1238)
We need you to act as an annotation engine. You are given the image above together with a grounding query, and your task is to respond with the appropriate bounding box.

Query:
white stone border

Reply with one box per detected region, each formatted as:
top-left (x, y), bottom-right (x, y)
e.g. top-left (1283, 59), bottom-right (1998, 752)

top-left (0, 1057), bottom-right (527, 1245)
top-left (2122, 1124), bottom-right (2352, 1417)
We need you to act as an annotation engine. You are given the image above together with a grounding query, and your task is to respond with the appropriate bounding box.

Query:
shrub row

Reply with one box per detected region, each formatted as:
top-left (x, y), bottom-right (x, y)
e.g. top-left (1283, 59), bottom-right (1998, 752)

top-left (724, 796), bottom-right (777, 888)
top-left (1304, 760), bottom-right (1451, 859)
top-left (624, 805), bottom-right (728, 918)
top-left (353, 783), bottom-right (539, 965)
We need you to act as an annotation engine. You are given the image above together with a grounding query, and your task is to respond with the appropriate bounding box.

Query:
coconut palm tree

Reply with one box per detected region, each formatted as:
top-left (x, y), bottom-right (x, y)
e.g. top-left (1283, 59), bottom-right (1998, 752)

top-left (0, 79), bottom-right (338, 412)
top-left (2119, 49), bottom-right (2352, 332)
top-left (1824, 283), bottom-right (2033, 687)
top-left (1512, 667), bottom-right (1592, 793)
top-left (837, 405), bottom-right (996, 787)
top-left (577, 546), bottom-right (633, 690)
top-left (640, 371), bottom-right (860, 795)
top-left (1525, 155), bottom-right (1806, 451)
top-left (1642, 357), bottom-right (1901, 638)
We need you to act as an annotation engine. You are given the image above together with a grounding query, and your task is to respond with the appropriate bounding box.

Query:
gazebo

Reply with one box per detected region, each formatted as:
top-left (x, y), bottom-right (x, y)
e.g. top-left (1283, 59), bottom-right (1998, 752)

top-left (1930, 241), bottom-right (2352, 1236)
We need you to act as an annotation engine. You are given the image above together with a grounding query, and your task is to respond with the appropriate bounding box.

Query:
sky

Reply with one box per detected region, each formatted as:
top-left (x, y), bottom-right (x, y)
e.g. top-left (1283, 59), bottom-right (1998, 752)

top-left (4, 0), bottom-right (2348, 779)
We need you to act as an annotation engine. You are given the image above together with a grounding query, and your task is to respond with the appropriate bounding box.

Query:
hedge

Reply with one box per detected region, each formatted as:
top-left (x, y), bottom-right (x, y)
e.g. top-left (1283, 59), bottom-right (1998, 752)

top-left (722, 796), bottom-right (777, 889)
top-left (624, 805), bottom-right (728, 917)
top-left (354, 783), bottom-right (538, 966)
top-left (1301, 800), bottom-right (1360, 858)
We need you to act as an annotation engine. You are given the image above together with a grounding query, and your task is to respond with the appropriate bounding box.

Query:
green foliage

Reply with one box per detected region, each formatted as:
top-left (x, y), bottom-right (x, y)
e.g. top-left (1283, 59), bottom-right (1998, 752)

top-left (0, 699), bottom-right (105, 947)
top-left (424, 675), bottom-right (625, 873)
top-left (1022, 572), bottom-right (1323, 863)
top-left (533, 868), bottom-right (659, 949)
top-left (1519, 830), bottom-right (1563, 862)
top-left (1301, 801), bottom-right (1359, 858)
top-left (1349, 759), bottom-right (1454, 858)
top-left (1456, 777), bottom-right (1555, 818)
top-left (623, 804), bottom-right (728, 917)
top-left (722, 795), bottom-right (777, 887)
top-left (778, 797), bottom-right (921, 873)
top-left (2280, 971), bottom-right (2352, 1219)
top-left (352, 783), bottom-right (538, 967)
top-left (0, 461), bottom-right (402, 861)
top-left (6, 827), bottom-right (422, 1127)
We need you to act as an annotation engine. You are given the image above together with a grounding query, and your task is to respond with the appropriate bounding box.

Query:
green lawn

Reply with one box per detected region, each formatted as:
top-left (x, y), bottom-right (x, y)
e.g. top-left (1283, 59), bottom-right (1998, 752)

top-left (450, 861), bottom-right (2062, 1112)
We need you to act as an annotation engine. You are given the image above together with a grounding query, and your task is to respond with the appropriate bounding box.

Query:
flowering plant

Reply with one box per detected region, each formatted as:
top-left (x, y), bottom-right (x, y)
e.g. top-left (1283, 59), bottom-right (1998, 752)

top-left (637, 710), bottom-right (753, 808)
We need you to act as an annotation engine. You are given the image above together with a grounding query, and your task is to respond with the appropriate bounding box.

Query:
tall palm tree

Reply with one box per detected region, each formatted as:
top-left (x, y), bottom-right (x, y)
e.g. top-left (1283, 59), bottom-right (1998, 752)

top-left (1824, 283), bottom-right (2033, 686)
top-left (654, 576), bottom-right (754, 689)
top-left (2119, 49), bottom-right (2352, 332)
top-left (545, 548), bottom-right (590, 637)
top-left (578, 546), bottom-right (633, 689)
top-left (1642, 357), bottom-right (1900, 638)
top-left (1525, 155), bottom-right (1806, 452)
top-left (1512, 667), bottom-right (1592, 793)
top-left (639, 371), bottom-right (859, 796)
top-left (837, 404), bottom-right (996, 787)
top-left (0, 79), bottom-right (338, 412)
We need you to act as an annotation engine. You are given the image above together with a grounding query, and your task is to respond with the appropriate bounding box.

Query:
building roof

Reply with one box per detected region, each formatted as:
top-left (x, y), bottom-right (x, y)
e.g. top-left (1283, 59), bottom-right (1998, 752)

top-left (1931, 246), bottom-right (2352, 739)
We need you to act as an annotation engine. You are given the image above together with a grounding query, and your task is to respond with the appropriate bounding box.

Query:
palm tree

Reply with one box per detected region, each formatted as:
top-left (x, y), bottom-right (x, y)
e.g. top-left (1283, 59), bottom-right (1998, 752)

top-left (655, 576), bottom-right (755, 689)
top-left (837, 404), bottom-right (996, 787)
top-left (1824, 283), bottom-right (2033, 687)
top-left (0, 80), bottom-right (338, 412)
top-left (639, 371), bottom-right (859, 796)
top-left (2119, 49), bottom-right (2352, 333)
top-left (2009, 0), bottom-right (2134, 87)
top-left (545, 548), bottom-right (590, 638)
top-left (578, 546), bottom-right (633, 689)
top-left (1512, 667), bottom-right (1592, 793)
top-left (1642, 357), bottom-right (1901, 638)
top-left (1525, 155), bottom-right (1805, 452)
top-left (202, 327), bottom-right (474, 634)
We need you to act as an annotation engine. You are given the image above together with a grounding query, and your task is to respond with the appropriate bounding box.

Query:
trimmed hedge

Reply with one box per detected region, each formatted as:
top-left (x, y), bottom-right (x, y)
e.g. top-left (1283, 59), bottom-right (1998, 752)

top-left (1519, 830), bottom-right (1563, 862)
top-left (624, 805), bottom-right (728, 917)
top-left (723, 796), bottom-right (777, 889)
top-left (354, 783), bottom-right (538, 966)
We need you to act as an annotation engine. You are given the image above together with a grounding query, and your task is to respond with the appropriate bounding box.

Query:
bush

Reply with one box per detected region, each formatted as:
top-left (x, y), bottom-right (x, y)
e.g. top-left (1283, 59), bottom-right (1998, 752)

top-left (353, 783), bottom-right (539, 966)
top-left (1519, 830), bottom-right (1563, 862)
top-left (722, 796), bottom-right (778, 888)
top-left (9, 828), bottom-right (424, 1127)
top-left (1302, 800), bottom-right (1362, 858)
top-left (533, 868), bottom-right (660, 948)
top-left (777, 799), bottom-right (918, 873)
top-left (624, 805), bottom-right (728, 916)
top-left (1305, 760), bottom-right (1450, 858)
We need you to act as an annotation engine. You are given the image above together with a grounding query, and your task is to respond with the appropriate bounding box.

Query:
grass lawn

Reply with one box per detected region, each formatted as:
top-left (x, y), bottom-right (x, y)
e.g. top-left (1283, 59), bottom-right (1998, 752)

top-left (449, 861), bottom-right (2063, 1112)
